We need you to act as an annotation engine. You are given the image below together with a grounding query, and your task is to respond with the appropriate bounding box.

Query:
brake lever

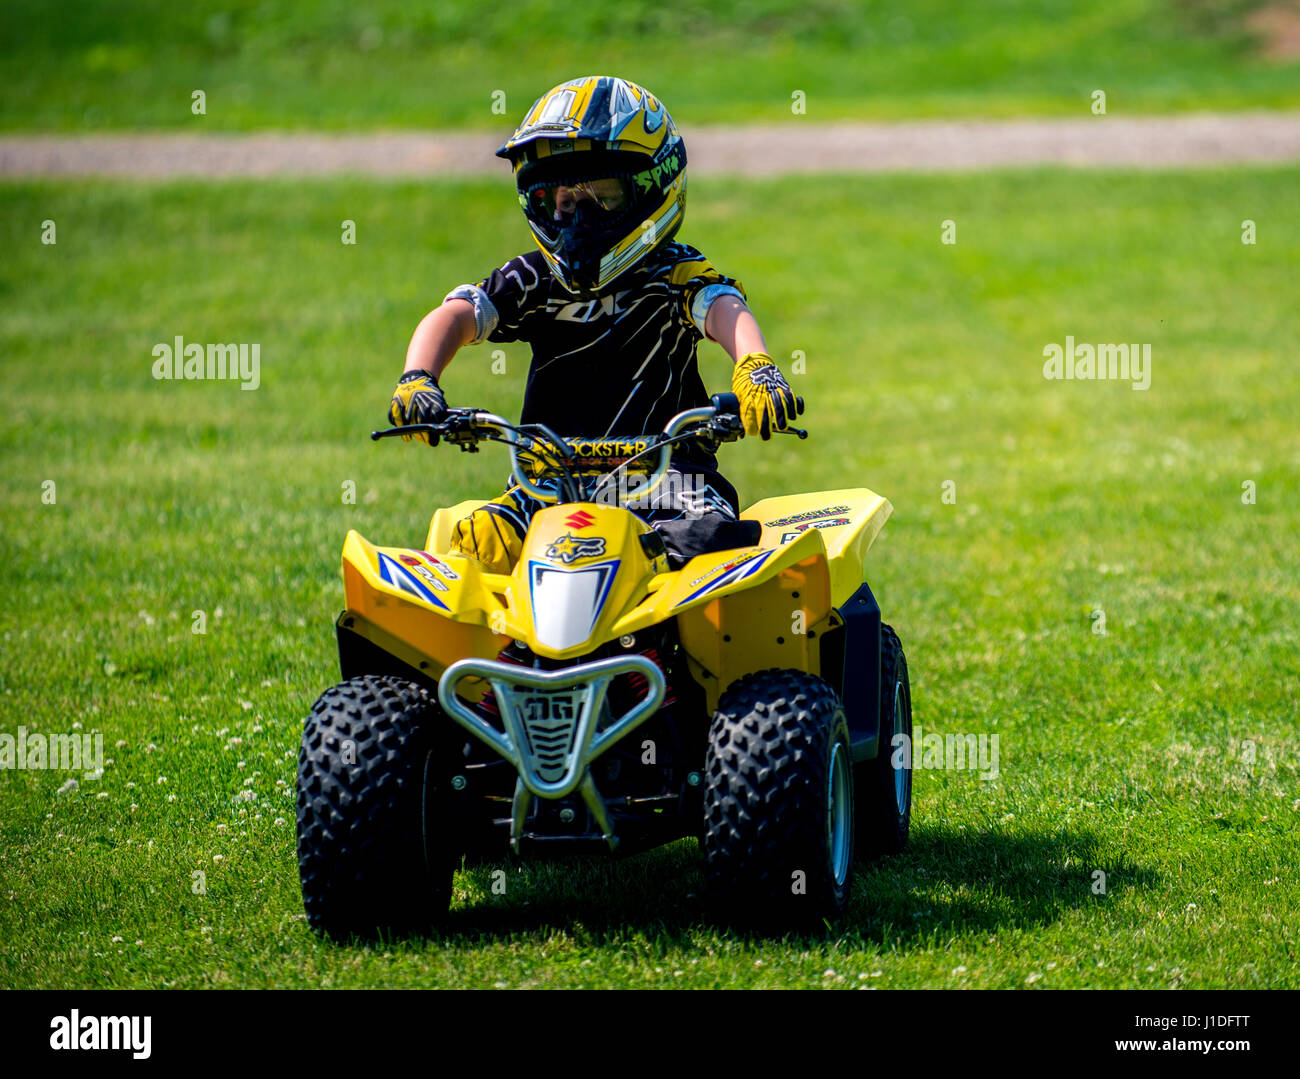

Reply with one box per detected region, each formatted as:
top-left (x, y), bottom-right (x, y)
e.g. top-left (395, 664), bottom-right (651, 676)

top-left (371, 424), bottom-right (443, 446)
top-left (776, 396), bottom-right (808, 438)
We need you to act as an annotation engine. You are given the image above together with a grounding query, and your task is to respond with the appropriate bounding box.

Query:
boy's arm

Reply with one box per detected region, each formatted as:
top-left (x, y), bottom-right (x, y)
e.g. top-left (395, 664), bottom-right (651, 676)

top-left (388, 298), bottom-right (477, 441)
top-left (404, 298), bottom-right (477, 377)
top-left (703, 294), bottom-right (767, 360)
top-left (703, 295), bottom-right (800, 440)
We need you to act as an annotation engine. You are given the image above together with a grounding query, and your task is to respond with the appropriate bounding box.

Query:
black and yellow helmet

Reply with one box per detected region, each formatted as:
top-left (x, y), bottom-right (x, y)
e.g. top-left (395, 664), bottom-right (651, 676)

top-left (497, 76), bottom-right (687, 297)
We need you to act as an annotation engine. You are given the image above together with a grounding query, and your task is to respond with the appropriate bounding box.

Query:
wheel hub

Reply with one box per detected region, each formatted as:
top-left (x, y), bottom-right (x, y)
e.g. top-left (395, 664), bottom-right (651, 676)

top-left (828, 741), bottom-right (851, 886)
top-left (892, 680), bottom-right (910, 817)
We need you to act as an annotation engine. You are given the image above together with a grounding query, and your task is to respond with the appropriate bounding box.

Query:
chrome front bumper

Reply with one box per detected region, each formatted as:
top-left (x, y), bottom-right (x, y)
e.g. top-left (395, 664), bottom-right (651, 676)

top-left (437, 654), bottom-right (666, 852)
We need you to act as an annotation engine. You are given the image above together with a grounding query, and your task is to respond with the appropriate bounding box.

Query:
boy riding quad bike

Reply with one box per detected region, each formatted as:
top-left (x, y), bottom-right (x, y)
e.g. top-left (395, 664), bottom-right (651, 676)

top-left (295, 78), bottom-right (913, 936)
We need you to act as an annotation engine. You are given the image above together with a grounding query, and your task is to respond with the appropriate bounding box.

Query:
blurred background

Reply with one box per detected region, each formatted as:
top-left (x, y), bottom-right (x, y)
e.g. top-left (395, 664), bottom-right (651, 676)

top-left (3, 0), bottom-right (1300, 129)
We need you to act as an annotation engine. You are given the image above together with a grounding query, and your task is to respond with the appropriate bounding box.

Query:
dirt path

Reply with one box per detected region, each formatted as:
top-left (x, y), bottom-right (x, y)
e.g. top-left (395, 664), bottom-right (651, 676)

top-left (3, 112), bottom-right (1300, 177)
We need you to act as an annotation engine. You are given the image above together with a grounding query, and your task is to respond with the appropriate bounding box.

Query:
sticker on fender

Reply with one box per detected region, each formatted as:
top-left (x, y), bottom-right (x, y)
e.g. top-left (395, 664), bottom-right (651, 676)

top-left (398, 552), bottom-right (449, 590)
top-left (779, 517), bottom-right (850, 544)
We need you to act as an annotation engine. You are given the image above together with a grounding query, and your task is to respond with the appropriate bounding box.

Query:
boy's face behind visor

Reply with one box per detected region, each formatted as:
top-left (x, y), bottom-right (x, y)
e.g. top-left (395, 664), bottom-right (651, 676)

top-left (534, 178), bottom-right (630, 219)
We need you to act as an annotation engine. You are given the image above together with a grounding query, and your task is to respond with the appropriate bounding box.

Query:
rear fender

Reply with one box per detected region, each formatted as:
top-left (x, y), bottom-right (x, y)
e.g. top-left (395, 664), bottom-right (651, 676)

top-left (742, 488), bottom-right (892, 606)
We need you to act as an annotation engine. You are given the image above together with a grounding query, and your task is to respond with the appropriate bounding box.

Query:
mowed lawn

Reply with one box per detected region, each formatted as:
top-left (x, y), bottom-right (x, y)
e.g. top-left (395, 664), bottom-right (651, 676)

top-left (0, 168), bottom-right (1297, 988)
top-left (3, 0), bottom-right (1300, 130)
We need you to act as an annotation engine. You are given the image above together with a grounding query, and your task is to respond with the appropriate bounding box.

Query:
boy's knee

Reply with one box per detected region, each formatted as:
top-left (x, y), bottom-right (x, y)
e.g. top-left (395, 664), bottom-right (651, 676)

top-left (450, 503), bottom-right (526, 574)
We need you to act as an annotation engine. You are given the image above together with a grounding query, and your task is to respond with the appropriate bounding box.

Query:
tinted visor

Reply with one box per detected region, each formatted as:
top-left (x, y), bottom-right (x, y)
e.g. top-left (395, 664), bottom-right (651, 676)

top-left (517, 150), bottom-right (650, 244)
top-left (523, 177), bottom-right (636, 244)
top-left (529, 177), bottom-right (631, 219)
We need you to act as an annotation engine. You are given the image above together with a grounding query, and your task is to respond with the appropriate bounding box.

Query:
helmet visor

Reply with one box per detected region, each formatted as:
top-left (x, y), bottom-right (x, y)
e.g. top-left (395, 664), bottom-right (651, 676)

top-left (523, 176), bottom-right (634, 241)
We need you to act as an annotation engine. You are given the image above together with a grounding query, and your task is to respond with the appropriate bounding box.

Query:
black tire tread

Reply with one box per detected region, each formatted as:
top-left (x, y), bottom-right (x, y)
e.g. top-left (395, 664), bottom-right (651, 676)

top-left (296, 675), bottom-right (453, 939)
top-left (703, 668), bottom-right (853, 923)
top-left (856, 623), bottom-right (912, 858)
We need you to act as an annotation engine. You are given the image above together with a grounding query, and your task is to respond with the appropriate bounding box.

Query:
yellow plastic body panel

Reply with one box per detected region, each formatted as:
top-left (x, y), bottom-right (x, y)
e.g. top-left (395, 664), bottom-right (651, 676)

top-left (741, 488), bottom-right (892, 606)
top-left (341, 530), bottom-right (509, 693)
top-left (507, 502), bottom-right (667, 659)
top-left (674, 538), bottom-right (835, 713)
top-left (343, 487), bottom-right (892, 694)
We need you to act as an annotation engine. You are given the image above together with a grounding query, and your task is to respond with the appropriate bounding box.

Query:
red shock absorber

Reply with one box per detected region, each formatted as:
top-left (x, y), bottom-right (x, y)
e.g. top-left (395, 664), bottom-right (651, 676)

top-left (475, 645), bottom-right (527, 724)
top-left (629, 647), bottom-right (674, 707)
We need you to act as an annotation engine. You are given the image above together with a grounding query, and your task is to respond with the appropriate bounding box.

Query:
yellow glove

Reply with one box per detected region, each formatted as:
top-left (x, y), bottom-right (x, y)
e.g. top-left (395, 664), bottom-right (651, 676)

top-left (731, 352), bottom-right (800, 439)
top-left (449, 502), bottom-right (526, 575)
top-left (388, 369), bottom-right (447, 444)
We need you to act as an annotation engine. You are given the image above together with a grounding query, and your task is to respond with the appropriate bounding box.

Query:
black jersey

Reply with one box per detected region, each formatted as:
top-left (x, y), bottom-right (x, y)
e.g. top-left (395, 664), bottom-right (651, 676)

top-left (456, 242), bottom-right (745, 457)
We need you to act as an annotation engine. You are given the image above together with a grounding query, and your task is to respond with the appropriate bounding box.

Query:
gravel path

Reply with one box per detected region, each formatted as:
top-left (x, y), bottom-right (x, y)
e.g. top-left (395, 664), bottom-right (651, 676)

top-left (3, 112), bottom-right (1300, 177)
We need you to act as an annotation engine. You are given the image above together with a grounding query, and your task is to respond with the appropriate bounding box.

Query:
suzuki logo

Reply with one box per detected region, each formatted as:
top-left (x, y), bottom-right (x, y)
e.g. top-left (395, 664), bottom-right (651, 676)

top-left (564, 511), bottom-right (596, 529)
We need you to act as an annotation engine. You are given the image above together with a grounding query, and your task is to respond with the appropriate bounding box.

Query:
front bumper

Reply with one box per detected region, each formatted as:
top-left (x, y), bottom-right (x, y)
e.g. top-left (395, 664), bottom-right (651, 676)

top-left (438, 654), bottom-right (665, 852)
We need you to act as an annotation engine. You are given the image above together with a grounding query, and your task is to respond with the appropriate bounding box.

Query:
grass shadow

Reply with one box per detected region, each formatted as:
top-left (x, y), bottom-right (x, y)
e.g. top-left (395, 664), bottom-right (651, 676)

top-left (841, 824), bottom-right (1156, 948)
top-left (408, 823), bottom-right (1156, 946)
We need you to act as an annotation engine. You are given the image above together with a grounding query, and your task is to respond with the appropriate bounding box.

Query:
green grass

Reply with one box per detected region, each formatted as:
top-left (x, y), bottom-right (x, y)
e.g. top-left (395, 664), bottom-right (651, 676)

top-left (1, 167), bottom-right (1298, 988)
top-left (3, 0), bottom-right (1300, 131)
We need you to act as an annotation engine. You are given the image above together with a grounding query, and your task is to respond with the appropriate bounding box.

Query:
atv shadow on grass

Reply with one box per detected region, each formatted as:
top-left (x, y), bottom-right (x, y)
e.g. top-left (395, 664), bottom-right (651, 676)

top-left (326, 825), bottom-right (1154, 946)
top-left (844, 825), bottom-right (1158, 948)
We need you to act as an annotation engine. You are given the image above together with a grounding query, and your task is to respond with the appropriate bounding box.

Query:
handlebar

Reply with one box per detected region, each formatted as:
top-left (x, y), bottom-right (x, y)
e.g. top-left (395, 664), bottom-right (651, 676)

top-left (371, 392), bottom-right (806, 505)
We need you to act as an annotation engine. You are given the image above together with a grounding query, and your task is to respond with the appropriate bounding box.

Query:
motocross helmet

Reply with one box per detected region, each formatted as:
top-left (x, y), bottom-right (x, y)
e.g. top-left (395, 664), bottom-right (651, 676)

top-left (497, 76), bottom-right (687, 297)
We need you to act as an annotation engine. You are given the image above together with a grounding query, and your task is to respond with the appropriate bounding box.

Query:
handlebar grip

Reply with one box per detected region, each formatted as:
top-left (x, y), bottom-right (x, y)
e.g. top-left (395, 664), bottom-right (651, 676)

top-left (710, 392), bottom-right (740, 416)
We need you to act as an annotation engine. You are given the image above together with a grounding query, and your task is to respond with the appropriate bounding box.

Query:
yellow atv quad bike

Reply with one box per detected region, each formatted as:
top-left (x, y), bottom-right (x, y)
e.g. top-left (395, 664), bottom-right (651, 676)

top-left (296, 394), bottom-right (911, 937)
